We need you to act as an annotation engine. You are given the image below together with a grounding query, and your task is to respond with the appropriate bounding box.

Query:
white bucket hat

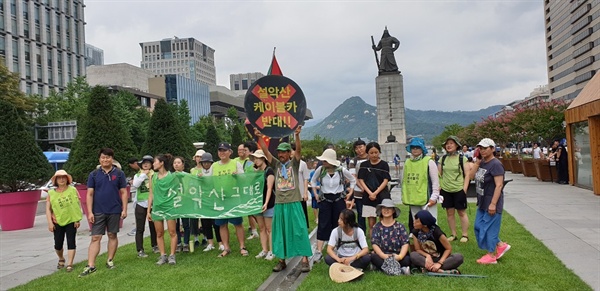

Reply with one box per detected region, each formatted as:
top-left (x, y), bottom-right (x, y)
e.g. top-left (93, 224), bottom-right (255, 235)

top-left (316, 149), bottom-right (340, 167)
top-left (250, 150), bottom-right (267, 160)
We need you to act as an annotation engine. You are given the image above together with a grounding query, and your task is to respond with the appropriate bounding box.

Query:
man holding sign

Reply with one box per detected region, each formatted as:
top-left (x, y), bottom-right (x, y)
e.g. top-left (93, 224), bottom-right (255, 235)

top-left (254, 126), bottom-right (312, 273)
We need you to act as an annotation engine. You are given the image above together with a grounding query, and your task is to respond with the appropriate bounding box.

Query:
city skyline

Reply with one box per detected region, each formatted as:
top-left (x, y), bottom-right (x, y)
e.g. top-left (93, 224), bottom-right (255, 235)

top-left (83, 1), bottom-right (547, 120)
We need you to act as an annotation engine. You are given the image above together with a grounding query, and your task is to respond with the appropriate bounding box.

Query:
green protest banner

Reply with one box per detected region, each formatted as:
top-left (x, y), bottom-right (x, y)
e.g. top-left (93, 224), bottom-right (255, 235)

top-left (151, 171), bottom-right (264, 220)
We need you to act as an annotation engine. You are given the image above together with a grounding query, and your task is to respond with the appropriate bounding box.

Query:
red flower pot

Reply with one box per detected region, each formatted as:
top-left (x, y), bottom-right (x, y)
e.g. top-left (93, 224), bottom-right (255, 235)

top-left (0, 190), bottom-right (42, 231)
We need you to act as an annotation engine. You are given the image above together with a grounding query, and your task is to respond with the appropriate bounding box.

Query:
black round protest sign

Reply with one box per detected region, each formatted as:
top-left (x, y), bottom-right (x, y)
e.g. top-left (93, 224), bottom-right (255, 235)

top-left (244, 75), bottom-right (307, 138)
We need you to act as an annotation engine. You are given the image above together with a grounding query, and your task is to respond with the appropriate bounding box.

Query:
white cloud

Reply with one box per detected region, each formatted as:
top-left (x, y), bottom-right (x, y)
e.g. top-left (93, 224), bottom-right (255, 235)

top-left (84, 0), bottom-right (547, 119)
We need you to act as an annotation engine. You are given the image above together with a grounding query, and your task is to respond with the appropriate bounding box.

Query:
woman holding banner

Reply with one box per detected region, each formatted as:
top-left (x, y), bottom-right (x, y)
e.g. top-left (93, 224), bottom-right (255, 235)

top-left (251, 150), bottom-right (276, 260)
top-left (147, 154), bottom-right (178, 266)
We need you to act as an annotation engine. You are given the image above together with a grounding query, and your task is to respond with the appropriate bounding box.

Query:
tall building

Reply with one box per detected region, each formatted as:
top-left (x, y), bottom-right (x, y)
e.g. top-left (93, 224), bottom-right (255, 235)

top-left (544, 0), bottom-right (600, 101)
top-left (148, 74), bottom-right (210, 125)
top-left (230, 72), bottom-right (264, 91)
top-left (84, 43), bottom-right (103, 67)
top-left (140, 37), bottom-right (216, 86)
top-left (0, 0), bottom-right (86, 96)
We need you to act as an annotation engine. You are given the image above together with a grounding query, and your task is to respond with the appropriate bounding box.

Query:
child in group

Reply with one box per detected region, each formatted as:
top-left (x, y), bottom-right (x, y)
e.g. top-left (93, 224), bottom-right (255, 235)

top-left (46, 170), bottom-right (82, 272)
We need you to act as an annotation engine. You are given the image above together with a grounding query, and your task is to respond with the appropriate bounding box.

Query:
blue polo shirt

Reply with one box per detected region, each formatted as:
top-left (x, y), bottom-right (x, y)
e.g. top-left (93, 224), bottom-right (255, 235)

top-left (87, 166), bottom-right (128, 214)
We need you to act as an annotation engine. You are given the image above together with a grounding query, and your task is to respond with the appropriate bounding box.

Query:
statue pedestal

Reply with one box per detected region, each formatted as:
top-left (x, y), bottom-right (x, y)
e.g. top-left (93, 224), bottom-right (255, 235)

top-left (376, 73), bottom-right (406, 163)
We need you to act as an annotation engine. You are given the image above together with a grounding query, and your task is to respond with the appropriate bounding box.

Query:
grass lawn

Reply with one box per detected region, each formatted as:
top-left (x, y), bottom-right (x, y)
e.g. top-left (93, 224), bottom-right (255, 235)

top-left (12, 204), bottom-right (591, 291)
top-left (299, 204), bottom-right (592, 291)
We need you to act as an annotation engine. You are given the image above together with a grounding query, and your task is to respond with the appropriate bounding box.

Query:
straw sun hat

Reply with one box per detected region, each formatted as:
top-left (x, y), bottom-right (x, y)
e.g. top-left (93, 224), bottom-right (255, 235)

top-left (51, 169), bottom-right (73, 185)
top-left (316, 149), bottom-right (341, 167)
top-left (329, 263), bottom-right (364, 283)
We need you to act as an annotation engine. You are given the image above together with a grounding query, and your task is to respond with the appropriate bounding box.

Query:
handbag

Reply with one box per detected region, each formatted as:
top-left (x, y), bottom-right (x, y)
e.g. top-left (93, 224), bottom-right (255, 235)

top-left (381, 256), bottom-right (403, 276)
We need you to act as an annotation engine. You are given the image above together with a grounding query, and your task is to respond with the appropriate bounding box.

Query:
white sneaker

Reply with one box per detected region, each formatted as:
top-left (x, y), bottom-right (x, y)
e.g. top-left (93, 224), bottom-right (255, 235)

top-left (247, 232), bottom-right (259, 240)
top-left (265, 252), bottom-right (275, 261)
top-left (255, 250), bottom-right (267, 259)
top-left (218, 244), bottom-right (225, 251)
top-left (401, 266), bottom-right (411, 275)
top-left (127, 228), bottom-right (136, 236)
top-left (312, 252), bottom-right (322, 262)
top-left (203, 244), bottom-right (214, 252)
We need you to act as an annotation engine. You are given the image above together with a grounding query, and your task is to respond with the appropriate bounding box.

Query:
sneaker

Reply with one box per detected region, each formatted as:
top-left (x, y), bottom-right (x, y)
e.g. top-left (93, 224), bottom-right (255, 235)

top-left (459, 236), bottom-right (469, 243)
top-left (401, 266), bottom-right (411, 275)
top-left (442, 269), bottom-right (461, 274)
top-left (273, 260), bottom-right (287, 272)
top-left (312, 252), bottom-right (322, 262)
top-left (106, 260), bottom-right (115, 269)
top-left (203, 244), bottom-right (215, 252)
top-left (78, 266), bottom-right (96, 277)
top-left (137, 250), bottom-right (148, 258)
top-left (152, 246), bottom-right (159, 254)
top-left (156, 255), bottom-right (168, 265)
top-left (176, 244), bottom-right (183, 253)
top-left (168, 255), bottom-right (176, 265)
top-left (255, 250), bottom-right (267, 259)
top-left (496, 243), bottom-right (511, 259)
top-left (194, 240), bottom-right (200, 248)
top-left (201, 238), bottom-right (208, 246)
top-left (247, 232), bottom-right (259, 240)
top-left (476, 253), bottom-right (497, 264)
top-left (127, 228), bottom-right (136, 236)
top-left (182, 244), bottom-right (190, 253)
top-left (265, 252), bottom-right (275, 261)
top-left (447, 235), bottom-right (456, 242)
top-left (300, 261), bottom-right (310, 273)
top-left (218, 244), bottom-right (225, 251)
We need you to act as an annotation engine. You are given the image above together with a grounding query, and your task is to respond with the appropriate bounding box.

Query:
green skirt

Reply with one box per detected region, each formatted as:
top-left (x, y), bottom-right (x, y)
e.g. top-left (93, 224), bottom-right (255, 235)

top-left (272, 202), bottom-right (313, 259)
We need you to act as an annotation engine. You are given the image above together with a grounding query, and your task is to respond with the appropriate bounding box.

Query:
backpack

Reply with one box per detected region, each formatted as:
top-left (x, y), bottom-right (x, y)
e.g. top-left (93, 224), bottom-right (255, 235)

top-left (441, 154), bottom-right (465, 179)
top-left (317, 166), bottom-right (345, 187)
top-left (336, 227), bottom-right (363, 250)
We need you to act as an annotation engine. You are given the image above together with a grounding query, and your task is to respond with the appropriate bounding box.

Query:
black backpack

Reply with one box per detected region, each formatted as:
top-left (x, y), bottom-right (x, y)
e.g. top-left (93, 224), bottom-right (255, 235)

top-left (441, 154), bottom-right (465, 179)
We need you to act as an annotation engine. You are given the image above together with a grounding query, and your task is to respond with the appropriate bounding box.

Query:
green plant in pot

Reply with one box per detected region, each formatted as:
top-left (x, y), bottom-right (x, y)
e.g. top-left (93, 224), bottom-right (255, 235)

top-left (0, 62), bottom-right (54, 230)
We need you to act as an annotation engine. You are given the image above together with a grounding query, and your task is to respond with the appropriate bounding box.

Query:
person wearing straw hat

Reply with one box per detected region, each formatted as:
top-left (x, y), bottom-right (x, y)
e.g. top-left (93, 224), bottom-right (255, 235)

top-left (401, 137), bottom-right (441, 233)
top-left (190, 150), bottom-right (206, 177)
top-left (254, 126), bottom-right (312, 273)
top-left (46, 169), bottom-right (82, 272)
top-left (250, 149), bottom-right (276, 260)
top-left (131, 155), bottom-right (158, 257)
top-left (410, 210), bottom-right (463, 274)
top-left (311, 148), bottom-right (356, 262)
top-left (329, 262), bottom-right (364, 283)
top-left (468, 138), bottom-right (510, 265)
top-left (439, 136), bottom-right (471, 243)
top-left (370, 199), bottom-right (411, 275)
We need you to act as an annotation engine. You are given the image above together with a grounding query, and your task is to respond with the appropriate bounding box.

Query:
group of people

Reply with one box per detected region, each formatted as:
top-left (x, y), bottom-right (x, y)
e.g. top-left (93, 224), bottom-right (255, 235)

top-left (44, 130), bottom-right (510, 279)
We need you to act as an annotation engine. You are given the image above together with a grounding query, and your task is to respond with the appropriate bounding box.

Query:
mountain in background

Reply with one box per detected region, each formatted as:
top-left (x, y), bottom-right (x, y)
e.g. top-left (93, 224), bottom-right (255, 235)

top-left (300, 96), bottom-right (502, 143)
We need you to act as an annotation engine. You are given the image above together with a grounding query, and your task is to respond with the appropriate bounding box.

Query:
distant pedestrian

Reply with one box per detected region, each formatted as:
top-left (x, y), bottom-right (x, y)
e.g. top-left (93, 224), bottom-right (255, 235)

top-left (79, 148), bottom-right (128, 277)
top-left (393, 154), bottom-right (401, 177)
top-left (532, 142), bottom-right (544, 160)
top-left (46, 170), bottom-right (82, 273)
top-left (468, 138), bottom-right (511, 265)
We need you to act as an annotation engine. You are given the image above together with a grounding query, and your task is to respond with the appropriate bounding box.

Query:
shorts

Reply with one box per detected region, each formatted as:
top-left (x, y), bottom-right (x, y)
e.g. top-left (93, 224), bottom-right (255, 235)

top-left (441, 189), bottom-right (467, 210)
top-left (215, 217), bottom-right (243, 226)
top-left (91, 213), bottom-right (121, 235)
top-left (362, 205), bottom-right (377, 218)
top-left (256, 207), bottom-right (274, 218)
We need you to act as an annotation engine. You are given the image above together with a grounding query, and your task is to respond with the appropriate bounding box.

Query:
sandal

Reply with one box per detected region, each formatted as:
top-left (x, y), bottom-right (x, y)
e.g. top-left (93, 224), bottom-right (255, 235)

top-left (57, 259), bottom-right (66, 269)
top-left (66, 265), bottom-right (73, 272)
top-left (217, 249), bottom-right (231, 258)
top-left (240, 247), bottom-right (249, 257)
top-left (447, 235), bottom-right (456, 242)
top-left (460, 236), bottom-right (469, 243)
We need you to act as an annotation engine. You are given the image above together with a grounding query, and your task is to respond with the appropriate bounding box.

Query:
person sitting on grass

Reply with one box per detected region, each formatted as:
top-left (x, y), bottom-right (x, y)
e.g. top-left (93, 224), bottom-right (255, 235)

top-left (325, 209), bottom-right (371, 270)
top-left (46, 170), bottom-right (82, 273)
top-left (370, 199), bottom-right (411, 275)
top-left (410, 210), bottom-right (464, 274)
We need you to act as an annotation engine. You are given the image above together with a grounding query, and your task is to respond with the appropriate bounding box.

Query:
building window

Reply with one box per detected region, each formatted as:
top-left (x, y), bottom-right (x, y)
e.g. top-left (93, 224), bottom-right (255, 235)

top-left (0, 35), bottom-right (5, 57)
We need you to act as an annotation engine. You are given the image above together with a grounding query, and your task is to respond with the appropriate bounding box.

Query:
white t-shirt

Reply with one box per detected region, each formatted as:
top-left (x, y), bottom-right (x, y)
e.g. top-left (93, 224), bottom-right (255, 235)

top-left (327, 226), bottom-right (368, 257)
top-left (298, 160), bottom-right (310, 197)
top-left (533, 147), bottom-right (542, 159)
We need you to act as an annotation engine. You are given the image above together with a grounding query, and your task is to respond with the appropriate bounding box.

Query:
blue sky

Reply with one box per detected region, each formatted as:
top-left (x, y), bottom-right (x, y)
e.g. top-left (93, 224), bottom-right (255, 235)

top-left (85, 0), bottom-right (547, 120)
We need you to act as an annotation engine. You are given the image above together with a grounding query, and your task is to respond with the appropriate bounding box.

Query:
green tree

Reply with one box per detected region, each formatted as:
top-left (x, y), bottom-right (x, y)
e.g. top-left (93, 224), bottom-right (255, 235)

top-left (64, 86), bottom-right (138, 182)
top-left (141, 99), bottom-right (196, 163)
top-left (0, 100), bottom-right (54, 192)
top-left (112, 90), bottom-right (151, 152)
top-left (431, 123), bottom-right (464, 152)
top-left (203, 117), bottom-right (222, 157)
top-left (0, 58), bottom-right (37, 113)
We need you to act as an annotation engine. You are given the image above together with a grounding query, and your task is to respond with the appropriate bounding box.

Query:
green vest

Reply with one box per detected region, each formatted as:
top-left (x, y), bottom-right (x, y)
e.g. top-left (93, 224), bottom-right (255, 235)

top-left (49, 186), bottom-right (82, 226)
top-left (402, 156), bottom-right (431, 206)
top-left (190, 167), bottom-right (201, 176)
top-left (136, 170), bottom-right (154, 202)
top-left (212, 160), bottom-right (238, 176)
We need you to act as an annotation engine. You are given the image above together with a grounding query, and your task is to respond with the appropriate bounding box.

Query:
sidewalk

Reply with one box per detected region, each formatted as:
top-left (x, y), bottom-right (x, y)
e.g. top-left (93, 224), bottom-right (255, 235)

top-left (0, 203), bottom-right (137, 291)
top-left (1, 174), bottom-right (599, 290)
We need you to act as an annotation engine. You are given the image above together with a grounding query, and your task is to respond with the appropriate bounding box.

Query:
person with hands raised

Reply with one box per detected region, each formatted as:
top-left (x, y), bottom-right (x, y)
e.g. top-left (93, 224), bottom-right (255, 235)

top-left (253, 126), bottom-right (313, 273)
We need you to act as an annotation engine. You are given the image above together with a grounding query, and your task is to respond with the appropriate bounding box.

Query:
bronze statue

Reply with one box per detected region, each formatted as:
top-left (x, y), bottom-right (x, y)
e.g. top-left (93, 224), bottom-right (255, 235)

top-left (372, 27), bottom-right (400, 74)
